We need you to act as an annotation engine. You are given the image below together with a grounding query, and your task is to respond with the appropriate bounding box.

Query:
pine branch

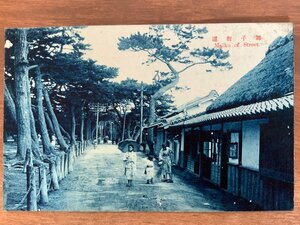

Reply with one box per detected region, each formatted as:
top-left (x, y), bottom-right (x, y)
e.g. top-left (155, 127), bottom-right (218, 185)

top-left (178, 61), bottom-right (211, 74)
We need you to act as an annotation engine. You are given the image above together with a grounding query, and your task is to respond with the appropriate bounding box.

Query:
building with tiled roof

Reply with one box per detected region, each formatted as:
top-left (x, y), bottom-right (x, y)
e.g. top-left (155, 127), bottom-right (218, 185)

top-left (149, 90), bottom-right (219, 156)
top-left (150, 32), bottom-right (294, 210)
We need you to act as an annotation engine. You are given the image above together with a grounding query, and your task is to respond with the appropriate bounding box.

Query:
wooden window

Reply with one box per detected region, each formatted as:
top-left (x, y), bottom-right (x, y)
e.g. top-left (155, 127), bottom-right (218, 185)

top-left (228, 132), bottom-right (239, 164)
top-left (203, 141), bottom-right (211, 158)
top-left (229, 142), bottom-right (238, 159)
top-left (203, 137), bottom-right (221, 165)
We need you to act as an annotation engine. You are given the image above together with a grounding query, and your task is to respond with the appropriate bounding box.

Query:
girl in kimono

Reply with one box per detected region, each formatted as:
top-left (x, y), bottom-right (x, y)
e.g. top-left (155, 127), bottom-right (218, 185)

top-left (145, 155), bottom-right (154, 184)
top-left (123, 144), bottom-right (137, 187)
top-left (158, 144), bottom-right (173, 183)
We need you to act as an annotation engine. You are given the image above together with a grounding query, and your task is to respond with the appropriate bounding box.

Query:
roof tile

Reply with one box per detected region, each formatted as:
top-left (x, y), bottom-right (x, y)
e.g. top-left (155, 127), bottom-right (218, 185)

top-left (168, 94), bottom-right (293, 128)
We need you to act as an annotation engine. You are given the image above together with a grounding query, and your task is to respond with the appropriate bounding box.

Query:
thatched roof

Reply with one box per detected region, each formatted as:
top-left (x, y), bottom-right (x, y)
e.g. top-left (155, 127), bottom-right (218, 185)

top-left (207, 32), bottom-right (294, 112)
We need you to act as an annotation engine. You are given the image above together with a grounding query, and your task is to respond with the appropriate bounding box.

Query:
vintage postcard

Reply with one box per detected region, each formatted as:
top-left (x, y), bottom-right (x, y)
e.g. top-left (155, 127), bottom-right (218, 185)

top-left (3, 23), bottom-right (294, 211)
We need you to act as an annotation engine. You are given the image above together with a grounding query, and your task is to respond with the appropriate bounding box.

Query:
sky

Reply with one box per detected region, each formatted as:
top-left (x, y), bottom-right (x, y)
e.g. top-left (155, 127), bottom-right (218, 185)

top-left (80, 23), bottom-right (292, 107)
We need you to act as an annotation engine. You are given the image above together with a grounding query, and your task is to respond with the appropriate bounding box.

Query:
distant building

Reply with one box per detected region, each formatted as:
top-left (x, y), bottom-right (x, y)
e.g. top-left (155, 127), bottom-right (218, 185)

top-left (147, 90), bottom-right (219, 164)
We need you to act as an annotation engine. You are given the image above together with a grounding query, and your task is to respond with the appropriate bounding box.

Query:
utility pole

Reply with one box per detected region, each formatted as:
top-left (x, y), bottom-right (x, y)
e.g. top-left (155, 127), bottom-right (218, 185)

top-left (95, 104), bottom-right (99, 144)
top-left (89, 103), bottom-right (105, 145)
top-left (140, 82), bottom-right (144, 145)
top-left (122, 110), bottom-right (126, 141)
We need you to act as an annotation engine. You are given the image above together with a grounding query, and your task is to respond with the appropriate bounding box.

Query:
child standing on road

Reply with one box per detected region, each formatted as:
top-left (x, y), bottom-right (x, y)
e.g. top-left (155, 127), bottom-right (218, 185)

top-left (123, 144), bottom-right (137, 187)
top-left (145, 155), bottom-right (154, 184)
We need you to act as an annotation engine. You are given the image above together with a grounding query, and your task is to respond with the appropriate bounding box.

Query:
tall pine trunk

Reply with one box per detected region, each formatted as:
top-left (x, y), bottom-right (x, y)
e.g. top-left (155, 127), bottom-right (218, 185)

top-left (59, 124), bottom-right (71, 142)
top-left (70, 105), bottom-right (76, 146)
top-left (39, 166), bottom-right (49, 204)
top-left (147, 63), bottom-right (180, 155)
top-left (127, 120), bottom-right (133, 139)
top-left (80, 104), bottom-right (85, 143)
top-left (14, 28), bottom-right (31, 160)
top-left (25, 71), bottom-right (42, 160)
top-left (35, 68), bottom-right (54, 155)
top-left (43, 88), bottom-right (69, 151)
top-left (133, 126), bottom-right (141, 141)
top-left (5, 79), bottom-right (41, 159)
top-left (68, 105), bottom-right (76, 172)
top-left (4, 81), bottom-right (17, 122)
top-left (86, 117), bottom-right (91, 143)
top-left (44, 112), bottom-right (55, 137)
top-left (29, 108), bottom-right (42, 159)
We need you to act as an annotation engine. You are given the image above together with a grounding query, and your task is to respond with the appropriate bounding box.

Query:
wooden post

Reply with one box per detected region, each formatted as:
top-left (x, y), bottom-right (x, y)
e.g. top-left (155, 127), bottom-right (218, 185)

top-left (69, 149), bottom-right (74, 173)
top-left (78, 142), bottom-right (81, 156)
top-left (78, 143), bottom-right (80, 156)
top-left (71, 150), bottom-right (74, 171)
top-left (75, 143), bottom-right (78, 158)
top-left (140, 82), bottom-right (144, 146)
top-left (50, 162), bottom-right (59, 190)
top-left (95, 106), bottom-right (99, 144)
top-left (64, 152), bottom-right (68, 176)
top-left (61, 154), bottom-right (65, 179)
top-left (68, 149), bottom-right (75, 173)
top-left (26, 165), bottom-right (37, 211)
top-left (79, 142), bottom-right (82, 156)
top-left (68, 149), bottom-right (71, 173)
top-left (56, 155), bottom-right (61, 181)
top-left (39, 166), bottom-right (49, 204)
top-left (26, 148), bottom-right (37, 211)
top-left (3, 174), bottom-right (9, 207)
top-left (67, 150), bottom-right (71, 173)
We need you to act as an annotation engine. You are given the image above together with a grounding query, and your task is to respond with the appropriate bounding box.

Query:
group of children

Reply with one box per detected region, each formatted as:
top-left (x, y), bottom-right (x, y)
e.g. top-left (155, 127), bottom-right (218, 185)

top-left (123, 144), bottom-right (173, 187)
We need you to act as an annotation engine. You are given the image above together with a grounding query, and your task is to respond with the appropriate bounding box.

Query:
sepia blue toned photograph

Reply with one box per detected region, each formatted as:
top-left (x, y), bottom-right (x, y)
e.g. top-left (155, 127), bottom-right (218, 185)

top-left (3, 23), bottom-right (294, 211)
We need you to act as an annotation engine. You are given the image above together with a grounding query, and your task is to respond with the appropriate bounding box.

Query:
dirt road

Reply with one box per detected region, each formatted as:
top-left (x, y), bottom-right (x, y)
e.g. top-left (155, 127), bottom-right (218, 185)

top-left (42, 144), bottom-right (258, 211)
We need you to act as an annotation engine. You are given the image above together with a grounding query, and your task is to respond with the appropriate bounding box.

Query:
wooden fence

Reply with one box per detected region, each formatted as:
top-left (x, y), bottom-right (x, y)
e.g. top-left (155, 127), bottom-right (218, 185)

top-left (13, 140), bottom-right (90, 211)
top-left (227, 164), bottom-right (293, 210)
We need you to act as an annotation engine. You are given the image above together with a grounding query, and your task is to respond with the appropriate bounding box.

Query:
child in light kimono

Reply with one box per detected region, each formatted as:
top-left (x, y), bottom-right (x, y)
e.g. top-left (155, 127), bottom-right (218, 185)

top-left (145, 155), bottom-right (154, 184)
top-left (123, 144), bottom-right (137, 187)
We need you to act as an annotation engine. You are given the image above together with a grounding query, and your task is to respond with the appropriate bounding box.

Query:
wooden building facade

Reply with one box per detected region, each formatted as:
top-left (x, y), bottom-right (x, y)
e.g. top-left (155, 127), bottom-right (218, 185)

top-left (167, 95), bottom-right (294, 210)
top-left (150, 32), bottom-right (294, 210)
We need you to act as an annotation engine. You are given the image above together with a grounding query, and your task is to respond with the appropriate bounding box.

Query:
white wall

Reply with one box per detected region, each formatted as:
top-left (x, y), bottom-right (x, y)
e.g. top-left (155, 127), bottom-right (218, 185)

top-left (242, 119), bottom-right (268, 170)
top-left (187, 100), bottom-right (213, 115)
top-left (180, 129), bottom-right (185, 152)
top-left (174, 140), bottom-right (180, 164)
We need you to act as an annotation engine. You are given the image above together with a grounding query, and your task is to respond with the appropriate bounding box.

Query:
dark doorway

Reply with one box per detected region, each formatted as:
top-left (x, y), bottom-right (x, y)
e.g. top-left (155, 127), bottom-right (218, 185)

top-left (260, 116), bottom-right (293, 181)
top-left (220, 132), bottom-right (229, 189)
top-left (183, 132), bottom-right (190, 169)
top-left (201, 131), bottom-right (212, 179)
top-left (194, 160), bottom-right (200, 175)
